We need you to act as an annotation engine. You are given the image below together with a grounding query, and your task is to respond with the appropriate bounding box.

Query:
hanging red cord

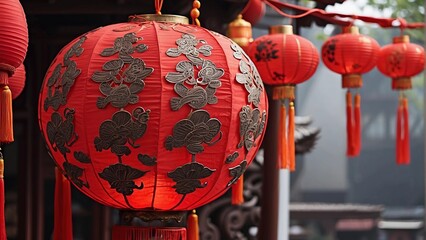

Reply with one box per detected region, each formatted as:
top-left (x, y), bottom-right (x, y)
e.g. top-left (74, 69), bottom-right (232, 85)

top-left (262, 0), bottom-right (424, 29)
top-left (154, 0), bottom-right (164, 15)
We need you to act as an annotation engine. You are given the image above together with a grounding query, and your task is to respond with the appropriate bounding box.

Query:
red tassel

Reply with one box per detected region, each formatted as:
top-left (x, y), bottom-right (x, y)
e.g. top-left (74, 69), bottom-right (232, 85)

top-left (112, 226), bottom-right (186, 240)
top-left (187, 210), bottom-right (199, 240)
top-left (346, 91), bottom-right (355, 156)
top-left (0, 156), bottom-right (6, 240)
top-left (0, 83), bottom-right (13, 143)
top-left (396, 99), bottom-right (403, 165)
top-left (231, 175), bottom-right (244, 205)
top-left (288, 101), bottom-right (295, 172)
top-left (402, 97), bottom-right (410, 164)
top-left (54, 167), bottom-right (73, 240)
top-left (279, 104), bottom-right (288, 169)
top-left (354, 93), bottom-right (361, 156)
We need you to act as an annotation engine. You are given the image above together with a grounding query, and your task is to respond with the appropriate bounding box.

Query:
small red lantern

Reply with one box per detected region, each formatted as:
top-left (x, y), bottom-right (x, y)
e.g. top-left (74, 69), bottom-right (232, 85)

top-left (321, 26), bottom-right (380, 157)
top-left (39, 14), bottom-right (267, 239)
top-left (247, 25), bottom-right (319, 171)
top-left (8, 65), bottom-right (26, 100)
top-left (377, 35), bottom-right (425, 165)
top-left (0, 0), bottom-right (29, 143)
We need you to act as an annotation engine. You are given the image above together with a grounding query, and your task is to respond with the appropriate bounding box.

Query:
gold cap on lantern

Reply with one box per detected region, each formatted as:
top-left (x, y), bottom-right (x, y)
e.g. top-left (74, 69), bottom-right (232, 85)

top-left (228, 14), bottom-right (253, 47)
top-left (129, 14), bottom-right (189, 24)
top-left (269, 25), bottom-right (293, 35)
top-left (342, 26), bottom-right (359, 35)
top-left (393, 35), bottom-right (410, 44)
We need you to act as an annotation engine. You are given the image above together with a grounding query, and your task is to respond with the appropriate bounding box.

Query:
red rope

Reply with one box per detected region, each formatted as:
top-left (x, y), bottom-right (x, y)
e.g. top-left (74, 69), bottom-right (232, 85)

top-left (262, 0), bottom-right (424, 29)
top-left (155, 0), bottom-right (164, 15)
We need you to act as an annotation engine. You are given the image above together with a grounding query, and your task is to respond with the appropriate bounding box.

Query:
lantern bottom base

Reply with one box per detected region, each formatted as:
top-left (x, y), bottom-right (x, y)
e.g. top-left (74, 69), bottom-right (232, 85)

top-left (273, 85), bottom-right (295, 100)
top-left (112, 226), bottom-right (187, 240)
top-left (121, 210), bottom-right (186, 224)
top-left (342, 74), bottom-right (363, 88)
top-left (392, 77), bottom-right (412, 90)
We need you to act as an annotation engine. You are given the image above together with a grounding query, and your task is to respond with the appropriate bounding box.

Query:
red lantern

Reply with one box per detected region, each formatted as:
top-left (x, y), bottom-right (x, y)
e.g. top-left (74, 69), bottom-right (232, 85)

top-left (377, 35), bottom-right (425, 165)
top-left (242, 0), bottom-right (266, 26)
top-left (0, 0), bottom-right (28, 143)
top-left (247, 25), bottom-right (319, 171)
top-left (321, 26), bottom-right (380, 157)
top-left (38, 14), bottom-right (267, 239)
top-left (8, 65), bottom-right (26, 100)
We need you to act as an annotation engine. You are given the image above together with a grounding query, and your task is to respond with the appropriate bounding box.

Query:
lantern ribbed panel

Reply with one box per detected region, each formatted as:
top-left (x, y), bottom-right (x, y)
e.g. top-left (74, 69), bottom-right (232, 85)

top-left (247, 33), bottom-right (319, 85)
top-left (8, 65), bottom-right (25, 100)
top-left (377, 41), bottom-right (425, 79)
top-left (38, 21), bottom-right (268, 211)
top-left (321, 33), bottom-right (380, 75)
top-left (0, 0), bottom-right (28, 68)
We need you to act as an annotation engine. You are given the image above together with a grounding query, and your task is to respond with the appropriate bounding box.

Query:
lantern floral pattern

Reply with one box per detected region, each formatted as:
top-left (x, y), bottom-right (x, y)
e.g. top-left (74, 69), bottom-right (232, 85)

top-left (39, 19), bottom-right (268, 210)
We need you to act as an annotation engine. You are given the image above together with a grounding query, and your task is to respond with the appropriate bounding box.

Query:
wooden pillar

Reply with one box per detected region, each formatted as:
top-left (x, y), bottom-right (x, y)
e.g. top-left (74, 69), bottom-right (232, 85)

top-left (259, 86), bottom-right (280, 240)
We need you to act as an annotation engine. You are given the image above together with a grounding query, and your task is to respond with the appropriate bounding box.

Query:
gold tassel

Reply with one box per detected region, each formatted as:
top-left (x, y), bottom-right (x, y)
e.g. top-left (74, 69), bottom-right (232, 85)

top-left (0, 85), bottom-right (13, 143)
top-left (187, 210), bottom-right (199, 240)
top-left (231, 175), bottom-right (244, 205)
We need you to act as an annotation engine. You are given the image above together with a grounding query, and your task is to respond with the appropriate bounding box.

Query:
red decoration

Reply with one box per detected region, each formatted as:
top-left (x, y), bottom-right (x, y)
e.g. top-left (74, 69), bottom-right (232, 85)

top-left (247, 25), bottom-right (319, 171)
top-left (377, 35), bottom-right (425, 165)
top-left (38, 15), bottom-right (268, 214)
top-left (8, 65), bottom-right (26, 100)
top-left (321, 26), bottom-right (380, 157)
top-left (242, 0), bottom-right (266, 26)
top-left (0, 0), bottom-right (28, 143)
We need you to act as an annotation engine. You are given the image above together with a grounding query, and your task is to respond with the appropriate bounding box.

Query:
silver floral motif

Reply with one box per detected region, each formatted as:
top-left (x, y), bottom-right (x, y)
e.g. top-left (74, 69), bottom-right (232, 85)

top-left (99, 163), bottom-right (147, 208)
top-left (165, 33), bottom-right (223, 111)
top-left (94, 108), bottom-right (150, 159)
top-left (165, 110), bottom-right (222, 155)
top-left (237, 106), bottom-right (267, 152)
top-left (166, 33), bottom-right (212, 65)
top-left (227, 160), bottom-right (247, 187)
top-left (44, 36), bottom-right (86, 111)
top-left (231, 43), bottom-right (264, 107)
top-left (225, 152), bottom-right (239, 164)
top-left (91, 32), bottom-right (153, 109)
top-left (47, 108), bottom-right (78, 156)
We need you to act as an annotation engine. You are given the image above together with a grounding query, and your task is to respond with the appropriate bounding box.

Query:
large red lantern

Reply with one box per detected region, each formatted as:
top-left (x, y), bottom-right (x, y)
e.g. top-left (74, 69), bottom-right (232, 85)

top-left (247, 25), bottom-right (319, 171)
top-left (8, 65), bottom-right (26, 100)
top-left (38, 14), bottom-right (267, 239)
top-left (0, 0), bottom-right (29, 143)
top-left (377, 35), bottom-right (425, 165)
top-left (322, 26), bottom-right (380, 157)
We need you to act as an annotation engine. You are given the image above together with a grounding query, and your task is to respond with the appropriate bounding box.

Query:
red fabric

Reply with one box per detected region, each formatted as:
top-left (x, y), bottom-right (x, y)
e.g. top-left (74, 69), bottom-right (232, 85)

top-left (247, 31), bottom-right (319, 85)
top-left (396, 101), bottom-right (403, 164)
top-left (346, 91), bottom-right (355, 156)
top-left (54, 168), bottom-right (73, 240)
top-left (0, 178), bottom-right (5, 240)
top-left (39, 21), bottom-right (268, 211)
top-left (8, 65), bottom-right (25, 100)
top-left (354, 93), bottom-right (361, 156)
top-left (321, 31), bottom-right (380, 75)
top-left (0, 0), bottom-right (28, 68)
top-left (242, 0), bottom-right (266, 25)
top-left (288, 103), bottom-right (295, 171)
top-left (377, 39), bottom-right (425, 80)
top-left (402, 98), bottom-right (410, 164)
top-left (112, 226), bottom-right (186, 240)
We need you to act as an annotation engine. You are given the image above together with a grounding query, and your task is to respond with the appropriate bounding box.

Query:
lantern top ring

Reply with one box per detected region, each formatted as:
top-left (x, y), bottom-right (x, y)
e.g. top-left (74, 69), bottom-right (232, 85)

top-left (129, 14), bottom-right (189, 24)
top-left (269, 25), bottom-right (293, 35)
